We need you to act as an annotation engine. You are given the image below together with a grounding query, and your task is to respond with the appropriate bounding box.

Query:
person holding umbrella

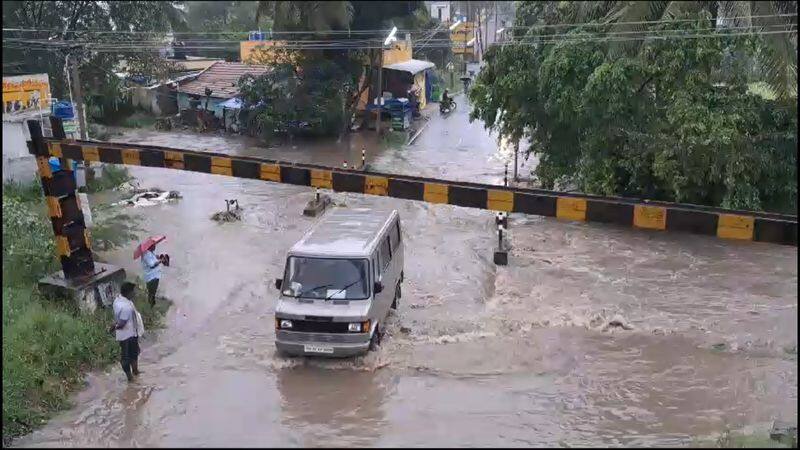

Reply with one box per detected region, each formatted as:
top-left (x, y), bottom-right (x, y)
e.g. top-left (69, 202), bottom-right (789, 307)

top-left (134, 236), bottom-right (169, 306)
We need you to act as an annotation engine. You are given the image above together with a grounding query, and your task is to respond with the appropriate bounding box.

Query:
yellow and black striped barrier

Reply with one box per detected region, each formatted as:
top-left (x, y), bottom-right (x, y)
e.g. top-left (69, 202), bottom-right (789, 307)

top-left (29, 122), bottom-right (96, 279)
top-left (27, 122), bottom-right (797, 248)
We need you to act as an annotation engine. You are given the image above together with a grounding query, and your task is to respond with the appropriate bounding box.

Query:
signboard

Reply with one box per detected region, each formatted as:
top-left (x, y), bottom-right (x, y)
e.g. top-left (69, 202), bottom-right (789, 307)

top-left (3, 74), bottom-right (51, 118)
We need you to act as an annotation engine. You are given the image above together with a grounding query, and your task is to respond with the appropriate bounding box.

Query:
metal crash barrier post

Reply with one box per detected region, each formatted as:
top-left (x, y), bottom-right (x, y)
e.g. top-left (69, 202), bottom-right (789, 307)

top-left (494, 211), bottom-right (509, 266)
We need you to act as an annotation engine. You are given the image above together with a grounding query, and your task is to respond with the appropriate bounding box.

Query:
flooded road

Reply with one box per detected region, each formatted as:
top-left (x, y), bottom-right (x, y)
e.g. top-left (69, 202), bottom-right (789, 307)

top-left (16, 96), bottom-right (797, 447)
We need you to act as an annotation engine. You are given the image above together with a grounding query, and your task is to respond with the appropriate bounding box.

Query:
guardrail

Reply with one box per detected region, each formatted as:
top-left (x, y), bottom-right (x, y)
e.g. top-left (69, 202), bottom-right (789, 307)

top-left (28, 120), bottom-right (797, 261)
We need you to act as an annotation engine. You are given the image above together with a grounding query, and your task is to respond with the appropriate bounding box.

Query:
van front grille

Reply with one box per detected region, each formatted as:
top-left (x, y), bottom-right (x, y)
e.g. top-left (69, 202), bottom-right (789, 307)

top-left (292, 319), bottom-right (350, 333)
top-left (277, 330), bottom-right (367, 344)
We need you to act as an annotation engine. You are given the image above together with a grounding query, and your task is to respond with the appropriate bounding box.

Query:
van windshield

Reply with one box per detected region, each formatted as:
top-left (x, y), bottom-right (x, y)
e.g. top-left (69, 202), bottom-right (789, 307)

top-left (282, 257), bottom-right (370, 300)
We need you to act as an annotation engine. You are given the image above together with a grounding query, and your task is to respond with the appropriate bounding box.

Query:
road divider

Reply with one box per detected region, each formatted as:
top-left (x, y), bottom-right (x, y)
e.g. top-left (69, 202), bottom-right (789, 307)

top-left (27, 123), bottom-right (797, 247)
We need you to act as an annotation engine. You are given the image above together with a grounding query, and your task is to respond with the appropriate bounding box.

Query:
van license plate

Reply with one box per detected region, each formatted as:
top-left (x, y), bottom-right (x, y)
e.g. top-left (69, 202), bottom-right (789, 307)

top-left (304, 344), bottom-right (334, 354)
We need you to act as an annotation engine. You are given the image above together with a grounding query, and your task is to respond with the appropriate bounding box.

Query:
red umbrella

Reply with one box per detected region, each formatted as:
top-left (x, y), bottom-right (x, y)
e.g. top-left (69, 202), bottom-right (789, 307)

top-left (133, 235), bottom-right (166, 259)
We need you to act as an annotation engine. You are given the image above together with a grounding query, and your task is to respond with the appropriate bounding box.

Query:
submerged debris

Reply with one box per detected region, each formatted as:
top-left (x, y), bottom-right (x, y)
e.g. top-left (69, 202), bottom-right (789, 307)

top-left (212, 199), bottom-right (242, 222)
top-left (114, 189), bottom-right (182, 207)
top-left (602, 314), bottom-right (634, 332)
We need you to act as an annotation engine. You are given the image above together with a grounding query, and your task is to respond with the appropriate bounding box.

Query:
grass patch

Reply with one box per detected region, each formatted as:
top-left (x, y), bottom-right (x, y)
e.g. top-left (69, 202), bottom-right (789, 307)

top-left (86, 164), bottom-right (132, 193)
top-left (2, 180), bottom-right (157, 443)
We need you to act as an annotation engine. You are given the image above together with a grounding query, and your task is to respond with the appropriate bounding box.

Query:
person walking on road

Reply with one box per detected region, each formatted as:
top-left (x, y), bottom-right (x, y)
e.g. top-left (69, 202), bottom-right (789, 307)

top-left (110, 282), bottom-right (144, 382)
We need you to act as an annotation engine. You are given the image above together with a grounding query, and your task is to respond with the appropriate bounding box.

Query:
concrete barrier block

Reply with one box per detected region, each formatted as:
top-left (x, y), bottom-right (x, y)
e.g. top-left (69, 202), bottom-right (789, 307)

top-left (303, 194), bottom-right (332, 217)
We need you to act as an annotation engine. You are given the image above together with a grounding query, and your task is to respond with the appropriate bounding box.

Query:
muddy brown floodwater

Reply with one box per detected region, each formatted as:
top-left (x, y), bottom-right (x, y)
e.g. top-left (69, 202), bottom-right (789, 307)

top-left (15, 95), bottom-right (797, 447)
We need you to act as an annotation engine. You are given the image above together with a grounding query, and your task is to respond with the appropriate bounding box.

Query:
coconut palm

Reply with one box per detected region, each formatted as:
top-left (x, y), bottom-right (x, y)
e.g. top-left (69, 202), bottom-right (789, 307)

top-left (256, 1), bottom-right (353, 32)
top-left (599, 1), bottom-right (797, 98)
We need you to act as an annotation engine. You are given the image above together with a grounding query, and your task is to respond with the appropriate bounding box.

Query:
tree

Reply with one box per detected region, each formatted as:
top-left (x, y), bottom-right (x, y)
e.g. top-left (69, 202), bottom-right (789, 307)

top-left (3, 1), bottom-right (187, 122)
top-left (582, 1), bottom-right (797, 98)
top-left (183, 1), bottom-right (269, 60)
top-left (470, 4), bottom-right (797, 213)
top-left (249, 1), bottom-right (434, 140)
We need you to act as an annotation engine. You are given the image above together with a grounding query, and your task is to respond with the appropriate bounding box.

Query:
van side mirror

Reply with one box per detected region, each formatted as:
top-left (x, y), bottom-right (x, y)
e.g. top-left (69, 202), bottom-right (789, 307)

top-left (275, 278), bottom-right (282, 290)
top-left (373, 281), bottom-right (383, 294)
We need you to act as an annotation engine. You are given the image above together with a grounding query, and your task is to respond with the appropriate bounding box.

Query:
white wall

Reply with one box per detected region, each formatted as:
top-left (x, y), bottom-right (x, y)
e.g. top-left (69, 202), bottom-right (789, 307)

top-left (2, 120), bottom-right (38, 184)
top-left (429, 2), bottom-right (451, 23)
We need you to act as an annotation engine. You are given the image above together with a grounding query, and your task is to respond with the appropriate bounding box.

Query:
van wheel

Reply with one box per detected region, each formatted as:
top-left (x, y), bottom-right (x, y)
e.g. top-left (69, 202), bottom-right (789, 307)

top-left (369, 323), bottom-right (382, 351)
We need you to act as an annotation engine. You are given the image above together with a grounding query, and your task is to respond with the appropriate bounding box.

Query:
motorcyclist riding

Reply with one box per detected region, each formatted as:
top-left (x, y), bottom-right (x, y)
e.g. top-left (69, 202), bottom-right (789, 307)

top-left (440, 89), bottom-right (453, 113)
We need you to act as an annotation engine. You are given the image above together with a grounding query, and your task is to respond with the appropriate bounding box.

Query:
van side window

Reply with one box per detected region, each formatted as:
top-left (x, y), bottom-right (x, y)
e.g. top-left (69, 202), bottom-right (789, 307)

top-left (379, 235), bottom-right (391, 271)
top-left (390, 219), bottom-right (401, 248)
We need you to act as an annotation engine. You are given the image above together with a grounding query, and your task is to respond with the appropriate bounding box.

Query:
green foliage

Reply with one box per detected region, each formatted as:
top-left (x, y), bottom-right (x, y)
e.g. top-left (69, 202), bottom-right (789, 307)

top-left (246, 1), bottom-right (436, 140)
top-left (2, 287), bottom-right (117, 441)
top-left (470, 8), bottom-right (797, 214)
top-left (86, 164), bottom-right (132, 193)
top-left (2, 180), bottom-right (151, 442)
top-left (2, 185), bottom-right (57, 287)
top-left (240, 57), bottom-right (358, 139)
top-left (183, 1), bottom-right (269, 60)
top-left (3, 1), bottom-right (186, 107)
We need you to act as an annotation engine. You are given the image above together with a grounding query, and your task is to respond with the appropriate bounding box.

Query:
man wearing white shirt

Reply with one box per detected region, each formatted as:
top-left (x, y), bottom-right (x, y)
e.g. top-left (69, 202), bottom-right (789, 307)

top-left (110, 282), bottom-right (143, 382)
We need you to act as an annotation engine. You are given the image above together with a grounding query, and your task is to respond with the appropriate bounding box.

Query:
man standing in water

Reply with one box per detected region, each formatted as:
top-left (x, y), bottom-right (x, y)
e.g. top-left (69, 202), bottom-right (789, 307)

top-left (110, 282), bottom-right (144, 382)
top-left (141, 242), bottom-right (164, 306)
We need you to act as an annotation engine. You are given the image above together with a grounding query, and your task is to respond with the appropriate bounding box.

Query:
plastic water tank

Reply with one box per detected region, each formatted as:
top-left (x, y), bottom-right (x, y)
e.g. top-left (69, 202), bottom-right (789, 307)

top-left (51, 101), bottom-right (75, 119)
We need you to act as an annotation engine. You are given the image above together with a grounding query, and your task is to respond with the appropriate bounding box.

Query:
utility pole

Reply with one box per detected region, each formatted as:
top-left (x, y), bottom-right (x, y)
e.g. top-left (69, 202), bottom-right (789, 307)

top-left (483, 5), bottom-right (489, 54)
top-left (376, 48), bottom-right (383, 135)
top-left (513, 139), bottom-right (519, 181)
top-left (377, 27), bottom-right (397, 135)
top-left (494, 3), bottom-right (498, 46)
top-left (67, 51), bottom-right (88, 140)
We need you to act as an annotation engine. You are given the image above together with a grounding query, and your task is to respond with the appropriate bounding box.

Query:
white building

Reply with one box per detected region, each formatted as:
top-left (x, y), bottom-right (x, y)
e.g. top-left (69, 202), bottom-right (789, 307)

top-left (427, 1), bottom-right (451, 23)
top-left (2, 112), bottom-right (46, 184)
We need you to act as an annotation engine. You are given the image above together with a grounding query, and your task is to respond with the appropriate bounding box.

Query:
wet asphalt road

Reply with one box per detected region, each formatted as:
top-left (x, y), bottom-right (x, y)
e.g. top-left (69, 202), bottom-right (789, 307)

top-left (15, 94), bottom-right (797, 447)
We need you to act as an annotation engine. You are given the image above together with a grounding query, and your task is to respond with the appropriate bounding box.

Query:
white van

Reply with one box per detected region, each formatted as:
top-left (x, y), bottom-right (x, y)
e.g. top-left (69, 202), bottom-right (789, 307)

top-left (274, 208), bottom-right (404, 357)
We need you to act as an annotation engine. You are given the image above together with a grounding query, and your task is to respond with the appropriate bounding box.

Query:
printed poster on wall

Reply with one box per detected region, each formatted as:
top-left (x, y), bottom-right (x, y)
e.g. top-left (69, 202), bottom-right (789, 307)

top-left (3, 73), bottom-right (51, 118)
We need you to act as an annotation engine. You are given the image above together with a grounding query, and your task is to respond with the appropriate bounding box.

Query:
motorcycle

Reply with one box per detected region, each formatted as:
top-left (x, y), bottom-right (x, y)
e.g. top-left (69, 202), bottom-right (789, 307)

top-left (439, 98), bottom-right (457, 114)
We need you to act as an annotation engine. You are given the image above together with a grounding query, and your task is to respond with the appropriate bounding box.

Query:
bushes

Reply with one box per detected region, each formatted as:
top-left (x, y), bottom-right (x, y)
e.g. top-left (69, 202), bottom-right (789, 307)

top-left (2, 288), bottom-right (117, 439)
top-left (2, 180), bottom-right (161, 443)
top-left (86, 164), bottom-right (132, 193)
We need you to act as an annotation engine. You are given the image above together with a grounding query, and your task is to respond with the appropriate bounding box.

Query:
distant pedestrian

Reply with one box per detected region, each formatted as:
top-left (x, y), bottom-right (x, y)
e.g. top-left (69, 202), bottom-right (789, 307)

top-left (110, 282), bottom-right (144, 382)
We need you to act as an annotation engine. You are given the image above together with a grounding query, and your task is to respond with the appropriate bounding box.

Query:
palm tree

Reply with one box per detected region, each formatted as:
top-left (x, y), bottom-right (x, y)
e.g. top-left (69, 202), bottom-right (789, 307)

top-left (599, 1), bottom-right (797, 98)
top-left (255, 1), bottom-right (353, 32)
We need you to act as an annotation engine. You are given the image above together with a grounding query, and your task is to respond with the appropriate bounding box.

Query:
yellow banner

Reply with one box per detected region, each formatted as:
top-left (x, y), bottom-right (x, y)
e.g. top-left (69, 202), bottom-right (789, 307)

top-left (3, 74), bottom-right (51, 115)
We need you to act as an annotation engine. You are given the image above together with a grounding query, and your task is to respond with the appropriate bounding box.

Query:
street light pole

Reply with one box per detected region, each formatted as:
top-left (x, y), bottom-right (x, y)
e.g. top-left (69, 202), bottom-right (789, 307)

top-left (376, 48), bottom-right (383, 135)
top-left (377, 27), bottom-right (398, 136)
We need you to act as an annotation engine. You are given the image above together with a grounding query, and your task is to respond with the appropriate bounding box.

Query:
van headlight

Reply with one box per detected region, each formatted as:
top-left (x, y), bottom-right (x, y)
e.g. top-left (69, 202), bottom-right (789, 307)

top-left (279, 319), bottom-right (293, 329)
top-left (348, 320), bottom-right (370, 332)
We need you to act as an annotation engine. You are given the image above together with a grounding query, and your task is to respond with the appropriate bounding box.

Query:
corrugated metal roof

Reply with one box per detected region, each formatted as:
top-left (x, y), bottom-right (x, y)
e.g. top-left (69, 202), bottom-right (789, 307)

top-left (383, 59), bottom-right (435, 74)
top-left (170, 59), bottom-right (223, 72)
top-left (177, 62), bottom-right (271, 99)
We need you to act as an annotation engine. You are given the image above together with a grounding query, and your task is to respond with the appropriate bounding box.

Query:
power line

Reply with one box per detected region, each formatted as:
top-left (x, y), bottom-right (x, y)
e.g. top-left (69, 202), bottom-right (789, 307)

top-left (504, 12), bottom-right (797, 30)
top-left (5, 12), bottom-right (793, 40)
top-left (3, 27), bottom-right (796, 55)
top-left (2, 27), bottom-right (416, 36)
top-left (6, 23), bottom-right (794, 48)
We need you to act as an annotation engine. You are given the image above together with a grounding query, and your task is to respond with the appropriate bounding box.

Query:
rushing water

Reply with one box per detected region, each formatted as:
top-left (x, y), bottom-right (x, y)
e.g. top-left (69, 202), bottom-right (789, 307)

top-left (15, 95), bottom-right (797, 447)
